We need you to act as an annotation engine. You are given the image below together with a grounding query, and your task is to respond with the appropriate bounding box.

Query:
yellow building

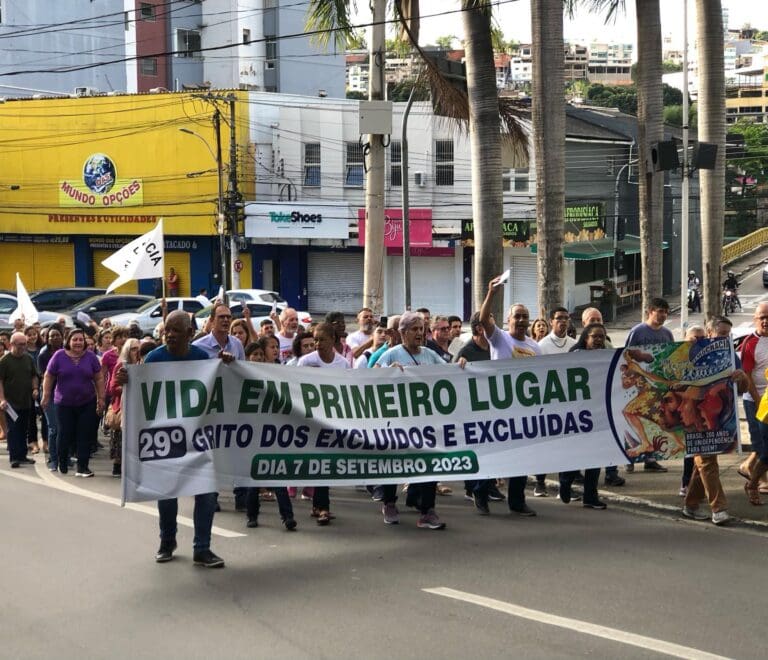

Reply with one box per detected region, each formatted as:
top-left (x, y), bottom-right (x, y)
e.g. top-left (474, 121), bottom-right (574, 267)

top-left (0, 91), bottom-right (252, 295)
top-left (726, 65), bottom-right (768, 125)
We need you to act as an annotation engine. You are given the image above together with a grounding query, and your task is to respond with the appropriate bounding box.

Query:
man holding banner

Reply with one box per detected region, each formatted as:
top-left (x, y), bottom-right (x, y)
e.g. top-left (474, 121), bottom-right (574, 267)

top-left (480, 275), bottom-right (542, 517)
top-left (115, 311), bottom-right (224, 568)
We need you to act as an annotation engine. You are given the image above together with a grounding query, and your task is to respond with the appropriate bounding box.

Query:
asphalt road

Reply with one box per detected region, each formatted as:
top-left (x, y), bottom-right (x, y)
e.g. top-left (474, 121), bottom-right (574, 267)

top-left (1, 459), bottom-right (765, 660)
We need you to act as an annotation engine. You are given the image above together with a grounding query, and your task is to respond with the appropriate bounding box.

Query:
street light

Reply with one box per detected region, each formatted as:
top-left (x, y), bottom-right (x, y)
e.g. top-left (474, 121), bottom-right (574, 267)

top-left (179, 120), bottom-right (227, 292)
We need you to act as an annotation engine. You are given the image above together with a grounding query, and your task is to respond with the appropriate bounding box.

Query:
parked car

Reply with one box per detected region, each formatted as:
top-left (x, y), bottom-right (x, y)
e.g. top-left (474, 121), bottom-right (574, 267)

top-left (0, 294), bottom-right (73, 331)
top-left (30, 287), bottom-right (106, 313)
top-left (110, 297), bottom-right (206, 335)
top-left (225, 289), bottom-right (312, 326)
top-left (67, 294), bottom-right (154, 324)
top-left (194, 301), bottom-right (311, 332)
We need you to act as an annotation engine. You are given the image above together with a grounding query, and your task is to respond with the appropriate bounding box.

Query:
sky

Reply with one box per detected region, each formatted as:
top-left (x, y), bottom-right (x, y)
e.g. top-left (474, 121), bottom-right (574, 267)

top-left (352, 0), bottom-right (768, 58)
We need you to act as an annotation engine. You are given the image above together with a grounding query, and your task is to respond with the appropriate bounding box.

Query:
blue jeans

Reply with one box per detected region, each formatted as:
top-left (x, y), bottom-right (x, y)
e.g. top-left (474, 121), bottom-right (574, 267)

top-left (57, 400), bottom-right (98, 472)
top-left (45, 404), bottom-right (59, 468)
top-left (744, 398), bottom-right (768, 463)
top-left (157, 492), bottom-right (218, 551)
top-left (5, 408), bottom-right (30, 463)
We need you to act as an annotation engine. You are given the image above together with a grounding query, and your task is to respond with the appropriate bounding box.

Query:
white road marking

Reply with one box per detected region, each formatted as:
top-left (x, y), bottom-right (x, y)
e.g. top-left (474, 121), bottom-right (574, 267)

top-left (0, 464), bottom-right (245, 538)
top-left (423, 587), bottom-right (731, 660)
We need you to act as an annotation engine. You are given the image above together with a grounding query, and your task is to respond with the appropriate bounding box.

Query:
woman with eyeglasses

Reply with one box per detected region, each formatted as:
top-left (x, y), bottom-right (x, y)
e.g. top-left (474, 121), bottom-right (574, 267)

top-left (375, 311), bottom-right (448, 529)
top-left (560, 323), bottom-right (610, 510)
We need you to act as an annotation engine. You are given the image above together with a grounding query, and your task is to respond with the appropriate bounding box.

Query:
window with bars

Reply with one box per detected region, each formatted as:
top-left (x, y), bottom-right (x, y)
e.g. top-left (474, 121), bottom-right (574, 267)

top-left (176, 29), bottom-right (201, 57)
top-left (345, 142), bottom-right (365, 187)
top-left (502, 168), bottom-right (530, 193)
top-left (140, 57), bottom-right (158, 76)
top-left (389, 141), bottom-right (402, 187)
top-left (435, 139), bottom-right (454, 186)
top-left (304, 143), bottom-right (321, 187)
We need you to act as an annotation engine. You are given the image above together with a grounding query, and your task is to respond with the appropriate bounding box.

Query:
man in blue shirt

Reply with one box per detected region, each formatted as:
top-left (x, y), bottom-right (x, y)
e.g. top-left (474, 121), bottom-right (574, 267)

top-left (193, 303), bottom-right (246, 360)
top-left (116, 310), bottom-right (224, 568)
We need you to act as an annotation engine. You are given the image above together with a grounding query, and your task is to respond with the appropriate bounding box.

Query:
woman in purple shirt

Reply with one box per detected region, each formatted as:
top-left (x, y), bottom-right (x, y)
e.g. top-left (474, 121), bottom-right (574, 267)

top-left (41, 328), bottom-right (105, 476)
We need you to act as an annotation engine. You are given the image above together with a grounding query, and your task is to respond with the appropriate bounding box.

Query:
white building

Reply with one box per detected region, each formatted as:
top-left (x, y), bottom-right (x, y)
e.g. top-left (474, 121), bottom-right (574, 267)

top-left (243, 93), bottom-right (643, 318)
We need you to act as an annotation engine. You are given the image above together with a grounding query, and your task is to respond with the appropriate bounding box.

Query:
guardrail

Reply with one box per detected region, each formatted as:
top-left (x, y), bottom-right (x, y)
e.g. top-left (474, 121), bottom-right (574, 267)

top-left (722, 227), bottom-right (768, 265)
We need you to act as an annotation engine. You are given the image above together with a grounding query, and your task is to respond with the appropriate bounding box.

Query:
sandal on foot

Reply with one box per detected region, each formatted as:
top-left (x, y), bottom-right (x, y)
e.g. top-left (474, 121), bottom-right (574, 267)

top-left (744, 482), bottom-right (762, 506)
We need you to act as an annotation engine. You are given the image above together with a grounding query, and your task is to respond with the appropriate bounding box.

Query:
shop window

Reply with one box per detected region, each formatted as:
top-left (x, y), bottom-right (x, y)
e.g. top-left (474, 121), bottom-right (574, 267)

top-left (140, 57), bottom-right (158, 76)
top-left (435, 139), bottom-right (453, 186)
top-left (139, 2), bottom-right (155, 21)
top-left (176, 29), bottom-right (201, 57)
top-left (390, 140), bottom-right (402, 187)
top-left (304, 143), bottom-right (321, 187)
top-left (345, 142), bottom-right (364, 187)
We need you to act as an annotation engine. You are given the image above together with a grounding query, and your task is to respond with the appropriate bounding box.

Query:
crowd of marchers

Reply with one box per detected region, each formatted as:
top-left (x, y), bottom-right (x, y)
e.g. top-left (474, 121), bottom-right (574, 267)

top-left (1, 276), bottom-right (767, 569)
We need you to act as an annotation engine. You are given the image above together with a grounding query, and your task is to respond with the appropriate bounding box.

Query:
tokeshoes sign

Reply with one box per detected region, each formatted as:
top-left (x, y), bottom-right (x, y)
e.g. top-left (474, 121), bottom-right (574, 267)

top-left (59, 153), bottom-right (144, 208)
top-left (244, 202), bottom-right (351, 239)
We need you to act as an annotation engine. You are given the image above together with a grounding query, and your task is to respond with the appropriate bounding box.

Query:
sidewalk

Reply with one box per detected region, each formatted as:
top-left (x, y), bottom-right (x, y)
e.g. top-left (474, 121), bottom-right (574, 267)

top-left (581, 452), bottom-right (768, 529)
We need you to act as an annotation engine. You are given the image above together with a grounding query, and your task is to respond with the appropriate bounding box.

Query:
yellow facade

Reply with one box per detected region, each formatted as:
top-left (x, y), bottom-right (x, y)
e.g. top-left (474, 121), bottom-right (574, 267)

top-left (0, 91), bottom-right (251, 237)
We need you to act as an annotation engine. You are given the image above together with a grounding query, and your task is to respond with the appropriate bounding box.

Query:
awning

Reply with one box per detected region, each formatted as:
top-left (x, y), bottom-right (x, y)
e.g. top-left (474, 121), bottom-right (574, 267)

top-left (529, 235), bottom-right (668, 261)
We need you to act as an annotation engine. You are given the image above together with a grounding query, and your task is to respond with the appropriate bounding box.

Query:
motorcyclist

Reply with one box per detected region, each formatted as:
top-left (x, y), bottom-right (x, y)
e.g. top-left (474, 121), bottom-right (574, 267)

top-left (722, 270), bottom-right (741, 310)
top-left (687, 270), bottom-right (702, 312)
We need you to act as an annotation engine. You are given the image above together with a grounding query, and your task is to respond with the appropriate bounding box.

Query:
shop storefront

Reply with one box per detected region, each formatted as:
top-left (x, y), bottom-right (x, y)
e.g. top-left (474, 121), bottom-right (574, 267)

top-left (0, 93), bottom-right (252, 295)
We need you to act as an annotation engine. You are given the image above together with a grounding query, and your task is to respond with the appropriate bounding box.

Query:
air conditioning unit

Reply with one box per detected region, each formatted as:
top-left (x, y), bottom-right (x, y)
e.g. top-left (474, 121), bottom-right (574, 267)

top-left (73, 86), bottom-right (99, 97)
top-left (414, 171), bottom-right (426, 187)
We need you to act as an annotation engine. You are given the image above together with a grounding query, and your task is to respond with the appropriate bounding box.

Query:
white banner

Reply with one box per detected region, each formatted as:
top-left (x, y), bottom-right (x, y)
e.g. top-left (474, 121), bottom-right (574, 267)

top-left (122, 340), bottom-right (738, 503)
top-left (101, 218), bottom-right (164, 293)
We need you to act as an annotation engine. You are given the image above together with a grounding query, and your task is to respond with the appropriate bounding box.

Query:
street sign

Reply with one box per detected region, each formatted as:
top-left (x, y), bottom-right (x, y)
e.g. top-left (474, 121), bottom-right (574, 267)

top-left (233, 259), bottom-right (243, 273)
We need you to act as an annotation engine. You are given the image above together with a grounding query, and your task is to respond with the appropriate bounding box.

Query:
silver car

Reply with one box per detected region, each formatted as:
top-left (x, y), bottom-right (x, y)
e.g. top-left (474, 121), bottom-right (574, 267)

top-left (109, 298), bottom-right (206, 335)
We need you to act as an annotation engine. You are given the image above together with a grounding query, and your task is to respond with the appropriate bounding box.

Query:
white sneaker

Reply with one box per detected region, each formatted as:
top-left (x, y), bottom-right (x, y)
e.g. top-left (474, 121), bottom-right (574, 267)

top-left (682, 506), bottom-right (708, 521)
top-left (711, 510), bottom-right (730, 526)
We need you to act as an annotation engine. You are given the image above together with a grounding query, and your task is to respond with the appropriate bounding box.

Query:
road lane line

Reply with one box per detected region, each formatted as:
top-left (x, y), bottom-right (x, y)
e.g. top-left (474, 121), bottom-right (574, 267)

top-left (0, 465), bottom-right (245, 538)
top-left (423, 587), bottom-right (730, 660)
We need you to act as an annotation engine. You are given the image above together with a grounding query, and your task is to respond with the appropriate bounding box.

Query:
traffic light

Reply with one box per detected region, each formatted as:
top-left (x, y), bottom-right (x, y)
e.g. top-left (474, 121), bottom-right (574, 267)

top-left (614, 249), bottom-right (626, 274)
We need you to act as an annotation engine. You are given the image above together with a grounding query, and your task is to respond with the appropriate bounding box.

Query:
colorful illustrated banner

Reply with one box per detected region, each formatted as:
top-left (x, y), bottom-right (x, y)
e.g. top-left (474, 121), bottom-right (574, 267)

top-left (122, 340), bottom-right (738, 503)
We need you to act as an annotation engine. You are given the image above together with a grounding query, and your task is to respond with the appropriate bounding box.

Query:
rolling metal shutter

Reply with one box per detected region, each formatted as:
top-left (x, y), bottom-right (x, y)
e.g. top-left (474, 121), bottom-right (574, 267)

top-left (307, 251), bottom-right (364, 315)
top-left (0, 243), bottom-right (74, 290)
top-left (509, 255), bottom-right (539, 316)
top-left (388, 256), bottom-right (458, 316)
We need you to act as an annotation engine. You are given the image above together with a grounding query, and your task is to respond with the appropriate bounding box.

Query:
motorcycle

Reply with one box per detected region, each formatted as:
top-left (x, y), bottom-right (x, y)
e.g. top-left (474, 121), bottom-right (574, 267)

top-left (687, 287), bottom-right (701, 312)
top-left (722, 288), bottom-right (737, 316)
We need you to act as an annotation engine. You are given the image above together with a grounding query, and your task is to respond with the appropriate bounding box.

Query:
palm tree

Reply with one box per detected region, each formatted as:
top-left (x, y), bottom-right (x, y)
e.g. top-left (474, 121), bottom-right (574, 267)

top-left (307, 0), bottom-right (526, 318)
top-left (583, 0), bottom-right (664, 311)
top-left (635, 0), bottom-right (664, 310)
top-left (461, 2), bottom-right (505, 314)
top-left (696, 0), bottom-right (725, 317)
top-left (531, 0), bottom-right (565, 317)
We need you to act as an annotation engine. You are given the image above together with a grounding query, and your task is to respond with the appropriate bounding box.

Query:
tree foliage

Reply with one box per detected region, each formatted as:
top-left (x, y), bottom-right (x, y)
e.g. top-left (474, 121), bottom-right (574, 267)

top-left (584, 82), bottom-right (684, 116)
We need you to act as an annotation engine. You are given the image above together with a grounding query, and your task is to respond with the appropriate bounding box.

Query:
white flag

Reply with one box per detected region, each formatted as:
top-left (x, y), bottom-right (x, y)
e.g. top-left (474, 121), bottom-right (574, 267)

top-left (9, 273), bottom-right (38, 325)
top-left (102, 219), bottom-right (164, 294)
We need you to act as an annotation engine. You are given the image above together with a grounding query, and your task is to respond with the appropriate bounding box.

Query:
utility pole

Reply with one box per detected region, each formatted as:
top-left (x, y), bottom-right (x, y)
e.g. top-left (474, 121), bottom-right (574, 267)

top-left (213, 110), bottom-right (227, 292)
top-left (227, 94), bottom-right (241, 289)
top-left (363, 0), bottom-right (386, 315)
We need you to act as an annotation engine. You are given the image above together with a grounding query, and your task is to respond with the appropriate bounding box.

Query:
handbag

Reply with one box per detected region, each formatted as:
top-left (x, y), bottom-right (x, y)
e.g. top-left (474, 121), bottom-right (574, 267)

top-left (104, 405), bottom-right (122, 431)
